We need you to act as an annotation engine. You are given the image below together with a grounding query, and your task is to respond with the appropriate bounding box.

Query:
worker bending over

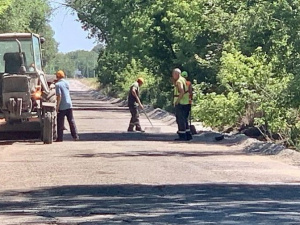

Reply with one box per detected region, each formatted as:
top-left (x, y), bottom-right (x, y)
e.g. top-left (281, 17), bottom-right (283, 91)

top-left (127, 78), bottom-right (145, 132)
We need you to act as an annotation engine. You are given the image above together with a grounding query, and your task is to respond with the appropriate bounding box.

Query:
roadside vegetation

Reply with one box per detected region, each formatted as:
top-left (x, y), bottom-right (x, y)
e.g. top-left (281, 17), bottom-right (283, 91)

top-left (66, 0), bottom-right (300, 150)
top-left (48, 49), bottom-right (98, 78)
top-left (80, 78), bottom-right (101, 91)
top-left (0, 0), bottom-right (98, 79)
top-left (0, 0), bottom-right (57, 67)
top-left (2, 0), bottom-right (300, 149)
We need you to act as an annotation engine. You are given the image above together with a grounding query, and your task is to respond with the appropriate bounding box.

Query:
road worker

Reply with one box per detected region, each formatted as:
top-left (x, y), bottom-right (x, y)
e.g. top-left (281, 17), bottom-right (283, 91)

top-left (127, 77), bottom-right (145, 132)
top-left (173, 68), bottom-right (192, 141)
top-left (55, 70), bottom-right (79, 142)
top-left (181, 71), bottom-right (193, 132)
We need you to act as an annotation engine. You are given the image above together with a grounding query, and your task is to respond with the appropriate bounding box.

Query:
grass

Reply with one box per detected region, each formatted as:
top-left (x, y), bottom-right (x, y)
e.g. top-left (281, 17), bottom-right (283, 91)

top-left (79, 78), bottom-right (101, 91)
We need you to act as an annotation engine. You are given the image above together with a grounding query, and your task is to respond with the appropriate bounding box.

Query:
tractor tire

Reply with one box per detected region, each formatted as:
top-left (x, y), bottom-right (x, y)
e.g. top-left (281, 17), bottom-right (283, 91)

top-left (52, 112), bottom-right (57, 140)
top-left (42, 89), bottom-right (56, 103)
top-left (43, 111), bottom-right (53, 144)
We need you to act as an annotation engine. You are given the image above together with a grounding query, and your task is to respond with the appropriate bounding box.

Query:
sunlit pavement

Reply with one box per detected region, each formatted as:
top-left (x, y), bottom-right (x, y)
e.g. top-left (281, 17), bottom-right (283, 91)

top-left (0, 80), bottom-right (300, 224)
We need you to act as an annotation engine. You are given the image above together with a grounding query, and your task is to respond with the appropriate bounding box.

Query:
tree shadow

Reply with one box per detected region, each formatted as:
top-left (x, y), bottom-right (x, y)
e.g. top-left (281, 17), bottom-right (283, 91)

top-left (66, 132), bottom-right (177, 143)
top-left (1, 184), bottom-right (300, 224)
top-left (73, 150), bottom-right (243, 159)
top-left (65, 131), bottom-right (248, 146)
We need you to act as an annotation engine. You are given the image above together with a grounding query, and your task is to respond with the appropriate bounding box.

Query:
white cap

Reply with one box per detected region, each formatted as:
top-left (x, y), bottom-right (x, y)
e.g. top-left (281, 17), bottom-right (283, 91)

top-left (173, 68), bottom-right (181, 74)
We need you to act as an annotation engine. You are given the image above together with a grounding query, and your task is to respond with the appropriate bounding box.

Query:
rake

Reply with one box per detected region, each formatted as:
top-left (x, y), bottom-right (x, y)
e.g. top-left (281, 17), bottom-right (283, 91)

top-left (142, 110), bottom-right (161, 133)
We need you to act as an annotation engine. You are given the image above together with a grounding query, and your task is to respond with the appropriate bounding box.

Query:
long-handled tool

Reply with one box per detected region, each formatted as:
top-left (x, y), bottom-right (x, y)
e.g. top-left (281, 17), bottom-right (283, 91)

top-left (142, 110), bottom-right (161, 133)
top-left (189, 105), bottom-right (197, 135)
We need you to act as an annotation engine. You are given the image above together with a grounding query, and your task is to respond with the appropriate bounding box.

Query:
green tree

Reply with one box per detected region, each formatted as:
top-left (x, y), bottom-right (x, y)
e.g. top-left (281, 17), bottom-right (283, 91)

top-left (68, 0), bottom-right (300, 148)
top-left (92, 43), bottom-right (105, 53)
top-left (49, 53), bottom-right (76, 77)
top-left (67, 50), bottom-right (98, 77)
top-left (0, 0), bottom-right (58, 67)
top-left (0, 0), bottom-right (11, 15)
top-left (49, 50), bottom-right (98, 78)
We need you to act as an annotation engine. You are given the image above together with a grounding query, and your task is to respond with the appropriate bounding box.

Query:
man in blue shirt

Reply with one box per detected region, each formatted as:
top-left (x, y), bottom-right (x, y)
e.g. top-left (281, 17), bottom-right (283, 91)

top-left (55, 70), bottom-right (79, 142)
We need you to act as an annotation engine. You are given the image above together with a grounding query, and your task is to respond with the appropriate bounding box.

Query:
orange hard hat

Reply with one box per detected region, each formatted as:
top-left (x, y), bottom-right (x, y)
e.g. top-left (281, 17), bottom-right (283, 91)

top-left (56, 70), bottom-right (65, 79)
top-left (137, 77), bottom-right (144, 84)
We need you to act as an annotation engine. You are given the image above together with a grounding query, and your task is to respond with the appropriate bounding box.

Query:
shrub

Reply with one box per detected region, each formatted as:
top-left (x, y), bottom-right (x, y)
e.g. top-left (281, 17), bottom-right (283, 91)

top-left (193, 44), bottom-right (300, 148)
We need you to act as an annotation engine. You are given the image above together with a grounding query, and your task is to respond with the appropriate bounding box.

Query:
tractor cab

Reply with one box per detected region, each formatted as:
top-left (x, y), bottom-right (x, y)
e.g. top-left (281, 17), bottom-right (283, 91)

top-left (0, 33), bottom-right (56, 144)
top-left (0, 33), bottom-right (49, 92)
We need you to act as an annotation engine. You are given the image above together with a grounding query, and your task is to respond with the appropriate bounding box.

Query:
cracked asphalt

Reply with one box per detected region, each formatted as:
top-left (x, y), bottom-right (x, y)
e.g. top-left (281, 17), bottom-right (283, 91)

top-left (0, 80), bottom-right (300, 224)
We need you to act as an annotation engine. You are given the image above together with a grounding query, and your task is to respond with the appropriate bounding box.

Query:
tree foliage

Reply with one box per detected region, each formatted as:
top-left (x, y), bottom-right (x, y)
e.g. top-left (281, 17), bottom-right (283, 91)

top-left (0, 0), bottom-right (58, 67)
top-left (69, 0), bottom-right (300, 148)
top-left (0, 0), bottom-right (11, 15)
top-left (49, 50), bottom-right (98, 78)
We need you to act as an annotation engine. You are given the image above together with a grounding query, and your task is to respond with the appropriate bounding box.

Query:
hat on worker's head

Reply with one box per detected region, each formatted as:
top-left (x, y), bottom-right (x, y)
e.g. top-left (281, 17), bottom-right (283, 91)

top-left (56, 70), bottom-right (65, 79)
top-left (137, 77), bottom-right (144, 84)
top-left (181, 71), bottom-right (188, 78)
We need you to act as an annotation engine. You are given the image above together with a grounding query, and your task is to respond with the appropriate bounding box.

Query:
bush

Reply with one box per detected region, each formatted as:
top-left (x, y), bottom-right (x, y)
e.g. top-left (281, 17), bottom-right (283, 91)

top-left (116, 58), bottom-right (158, 104)
top-left (193, 44), bottom-right (300, 149)
top-left (193, 90), bottom-right (244, 130)
top-left (96, 49), bottom-right (130, 90)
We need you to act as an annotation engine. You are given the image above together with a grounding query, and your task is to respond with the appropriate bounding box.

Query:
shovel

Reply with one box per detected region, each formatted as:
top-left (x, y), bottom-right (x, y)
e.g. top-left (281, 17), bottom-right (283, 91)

top-left (142, 110), bottom-right (161, 133)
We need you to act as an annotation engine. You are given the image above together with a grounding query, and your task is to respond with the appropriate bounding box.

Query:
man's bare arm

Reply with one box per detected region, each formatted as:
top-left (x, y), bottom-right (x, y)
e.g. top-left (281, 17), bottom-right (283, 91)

top-left (56, 95), bottom-right (61, 112)
top-left (132, 89), bottom-right (144, 109)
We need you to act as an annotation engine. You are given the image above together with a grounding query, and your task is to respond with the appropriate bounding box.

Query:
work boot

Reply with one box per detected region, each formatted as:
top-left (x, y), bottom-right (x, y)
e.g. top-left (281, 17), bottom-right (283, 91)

top-left (74, 135), bottom-right (80, 141)
top-left (186, 132), bottom-right (193, 141)
top-left (127, 125), bottom-right (135, 132)
top-left (136, 127), bottom-right (145, 133)
top-left (174, 133), bottom-right (187, 141)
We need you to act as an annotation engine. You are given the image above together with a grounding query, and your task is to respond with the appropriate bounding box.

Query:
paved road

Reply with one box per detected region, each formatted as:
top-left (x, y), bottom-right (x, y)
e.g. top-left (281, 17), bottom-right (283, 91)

top-left (0, 80), bottom-right (300, 224)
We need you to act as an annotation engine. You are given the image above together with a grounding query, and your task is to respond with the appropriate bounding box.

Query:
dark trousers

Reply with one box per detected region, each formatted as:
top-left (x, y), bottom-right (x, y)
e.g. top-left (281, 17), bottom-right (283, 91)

top-left (128, 105), bottom-right (141, 130)
top-left (175, 104), bottom-right (191, 139)
top-left (186, 104), bottom-right (192, 130)
top-left (175, 104), bottom-right (189, 133)
top-left (57, 108), bottom-right (78, 141)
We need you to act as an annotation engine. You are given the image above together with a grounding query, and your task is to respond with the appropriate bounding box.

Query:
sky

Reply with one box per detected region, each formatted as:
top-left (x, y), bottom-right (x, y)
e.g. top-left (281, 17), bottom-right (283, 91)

top-left (49, 0), bottom-right (97, 53)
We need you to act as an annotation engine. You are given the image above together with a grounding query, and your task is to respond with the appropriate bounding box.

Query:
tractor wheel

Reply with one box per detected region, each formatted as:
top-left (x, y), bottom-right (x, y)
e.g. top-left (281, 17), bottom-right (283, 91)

top-left (52, 112), bottom-right (57, 140)
top-left (43, 111), bottom-right (54, 144)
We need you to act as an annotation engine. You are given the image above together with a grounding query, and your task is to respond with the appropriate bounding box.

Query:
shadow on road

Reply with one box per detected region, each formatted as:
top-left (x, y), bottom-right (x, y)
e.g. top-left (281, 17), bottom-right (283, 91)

top-left (0, 184), bottom-right (300, 224)
top-left (68, 132), bottom-right (177, 143)
top-left (66, 132), bottom-right (287, 156)
top-left (68, 132), bottom-right (245, 145)
top-left (0, 132), bottom-right (40, 145)
top-left (74, 150), bottom-right (243, 159)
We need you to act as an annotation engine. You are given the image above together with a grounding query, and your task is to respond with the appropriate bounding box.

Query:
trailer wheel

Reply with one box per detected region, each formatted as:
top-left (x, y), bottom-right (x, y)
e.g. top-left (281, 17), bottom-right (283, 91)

top-left (43, 111), bottom-right (53, 144)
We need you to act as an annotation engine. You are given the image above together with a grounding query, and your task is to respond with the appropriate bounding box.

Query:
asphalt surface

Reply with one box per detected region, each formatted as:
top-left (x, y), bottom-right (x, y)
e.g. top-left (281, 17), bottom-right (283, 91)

top-left (0, 80), bottom-right (300, 224)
